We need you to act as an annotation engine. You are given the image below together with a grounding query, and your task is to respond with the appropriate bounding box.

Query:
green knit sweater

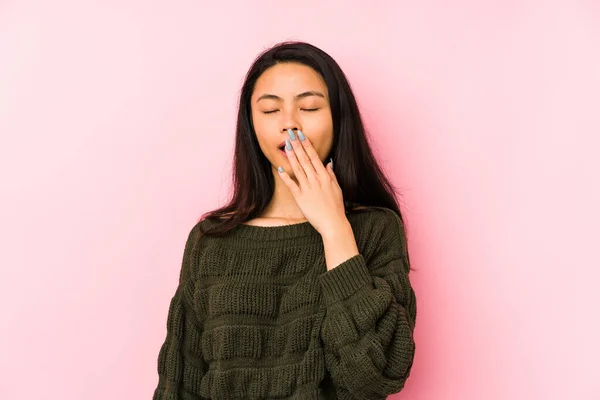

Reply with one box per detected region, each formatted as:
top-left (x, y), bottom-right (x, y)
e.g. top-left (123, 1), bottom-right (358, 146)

top-left (152, 206), bottom-right (416, 400)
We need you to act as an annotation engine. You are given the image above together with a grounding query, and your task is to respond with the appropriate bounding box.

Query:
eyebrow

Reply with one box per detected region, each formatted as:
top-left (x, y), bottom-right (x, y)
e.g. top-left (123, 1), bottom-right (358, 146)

top-left (256, 91), bottom-right (326, 102)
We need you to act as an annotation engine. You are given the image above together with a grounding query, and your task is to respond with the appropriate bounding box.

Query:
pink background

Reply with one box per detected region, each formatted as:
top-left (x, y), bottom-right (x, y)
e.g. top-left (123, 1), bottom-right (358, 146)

top-left (1, 1), bottom-right (599, 399)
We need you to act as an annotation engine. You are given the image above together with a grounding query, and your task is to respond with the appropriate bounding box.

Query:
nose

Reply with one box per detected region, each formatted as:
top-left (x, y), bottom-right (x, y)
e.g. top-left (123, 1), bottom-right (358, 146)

top-left (280, 108), bottom-right (301, 134)
top-left (282, 127), bottom-right (298, 134)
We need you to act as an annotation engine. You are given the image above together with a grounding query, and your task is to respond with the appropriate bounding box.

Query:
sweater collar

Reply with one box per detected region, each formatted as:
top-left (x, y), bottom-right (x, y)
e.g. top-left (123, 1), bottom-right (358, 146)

top-left (232, 220), bottom-right (319, 241)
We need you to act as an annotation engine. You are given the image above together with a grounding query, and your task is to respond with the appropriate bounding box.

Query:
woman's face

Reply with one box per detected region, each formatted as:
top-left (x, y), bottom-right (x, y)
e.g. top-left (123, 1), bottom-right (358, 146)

top-left (250, 62), bottom-right (334, 176)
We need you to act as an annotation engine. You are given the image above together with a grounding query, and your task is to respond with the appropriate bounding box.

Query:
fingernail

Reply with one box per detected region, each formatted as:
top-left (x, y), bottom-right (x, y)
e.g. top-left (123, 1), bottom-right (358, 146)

top-left (297, 130), bottom-right (306, 141)
top-left (287, 128), bottom-right (296, 141)
top-left (329, 157), bottom-right (333, 168)
top-left (278, 166), bottom-right (284, 173)
top-left (285, 138), bottom-right (292, 151)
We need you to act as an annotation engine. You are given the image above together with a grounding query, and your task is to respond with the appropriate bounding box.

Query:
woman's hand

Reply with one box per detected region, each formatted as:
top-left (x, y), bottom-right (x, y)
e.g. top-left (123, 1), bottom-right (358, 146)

top-left (277, 129), bottom-right (349, 237)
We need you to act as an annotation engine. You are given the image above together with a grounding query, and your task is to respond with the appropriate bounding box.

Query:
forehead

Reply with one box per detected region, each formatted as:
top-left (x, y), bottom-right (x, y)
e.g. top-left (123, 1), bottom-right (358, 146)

top-left (253, 63), bottom-right (328, 98)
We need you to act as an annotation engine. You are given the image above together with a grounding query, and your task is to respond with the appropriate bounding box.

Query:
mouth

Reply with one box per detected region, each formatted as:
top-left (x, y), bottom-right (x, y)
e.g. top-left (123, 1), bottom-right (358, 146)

top-left (277, 141), bottom-right (287, 157)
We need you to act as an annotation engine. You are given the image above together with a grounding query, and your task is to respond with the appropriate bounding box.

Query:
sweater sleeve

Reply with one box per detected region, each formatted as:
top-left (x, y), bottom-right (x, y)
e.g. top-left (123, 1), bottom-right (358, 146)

top-left (153, 224), bottom-right (207, 400)
top-left (317, 211), bottom-right (417, 400)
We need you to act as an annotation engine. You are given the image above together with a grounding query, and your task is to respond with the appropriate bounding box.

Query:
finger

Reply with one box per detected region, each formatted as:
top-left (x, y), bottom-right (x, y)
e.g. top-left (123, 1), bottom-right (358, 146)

top-left (296, 129), bottom-right (330, 180)
top-left (327, 159), bottom-right (335, 177)
top-left (277, 165), bottom-right (301, 195)
top-left (326, 159), bottom-right (340, 187)
top-left (288, 129), bottom-right (317, 185)
top-left (285, 135), bottom-right (309, 188)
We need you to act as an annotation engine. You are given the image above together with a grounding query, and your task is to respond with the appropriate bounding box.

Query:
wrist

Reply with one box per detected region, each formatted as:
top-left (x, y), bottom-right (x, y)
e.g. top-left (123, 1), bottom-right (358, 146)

top-left (320, 220), bottom-right (352, 241)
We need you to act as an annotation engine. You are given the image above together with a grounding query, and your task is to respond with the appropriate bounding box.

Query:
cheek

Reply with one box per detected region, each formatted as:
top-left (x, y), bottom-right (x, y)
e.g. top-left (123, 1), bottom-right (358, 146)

top-left (251, 114), bottom-right (270, 143)
top-left (251, 113), bottom-right (280, 155)
top-left (252, 112), bottom-right (279, 135)
top-left (303, 114), bottom-right (333, 156)
top-left (303, 111), bottom-right (332, 132)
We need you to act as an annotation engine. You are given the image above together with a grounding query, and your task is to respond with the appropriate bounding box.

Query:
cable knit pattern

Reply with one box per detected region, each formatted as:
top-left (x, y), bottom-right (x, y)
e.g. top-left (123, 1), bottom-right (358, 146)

top-left (152, 206), bottom-right (416, 400)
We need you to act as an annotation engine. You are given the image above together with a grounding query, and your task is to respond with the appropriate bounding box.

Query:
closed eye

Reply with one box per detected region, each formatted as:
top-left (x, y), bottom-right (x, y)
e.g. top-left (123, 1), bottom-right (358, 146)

top-left (263, 108), bottom-right (319, 114)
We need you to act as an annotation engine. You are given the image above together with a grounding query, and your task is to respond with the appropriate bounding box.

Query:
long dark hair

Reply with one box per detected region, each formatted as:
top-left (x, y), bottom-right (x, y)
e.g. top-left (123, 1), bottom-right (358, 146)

top-left (198, 41), bottom-right (410, 249)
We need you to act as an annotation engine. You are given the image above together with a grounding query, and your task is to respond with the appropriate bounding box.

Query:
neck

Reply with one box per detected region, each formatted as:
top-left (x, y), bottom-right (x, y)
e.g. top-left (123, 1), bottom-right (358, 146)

top-left (261, 167), bottom-right (306, 221)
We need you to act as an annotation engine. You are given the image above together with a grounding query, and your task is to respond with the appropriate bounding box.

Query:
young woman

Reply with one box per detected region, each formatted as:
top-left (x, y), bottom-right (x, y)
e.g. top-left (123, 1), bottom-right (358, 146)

top-left (153, 41), bottom-right (417, 399)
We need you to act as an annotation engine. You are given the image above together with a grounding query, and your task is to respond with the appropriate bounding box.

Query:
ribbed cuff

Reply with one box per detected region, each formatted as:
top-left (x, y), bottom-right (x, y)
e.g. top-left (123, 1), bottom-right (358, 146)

top-left (318, 254), bottom-right (373, 307)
